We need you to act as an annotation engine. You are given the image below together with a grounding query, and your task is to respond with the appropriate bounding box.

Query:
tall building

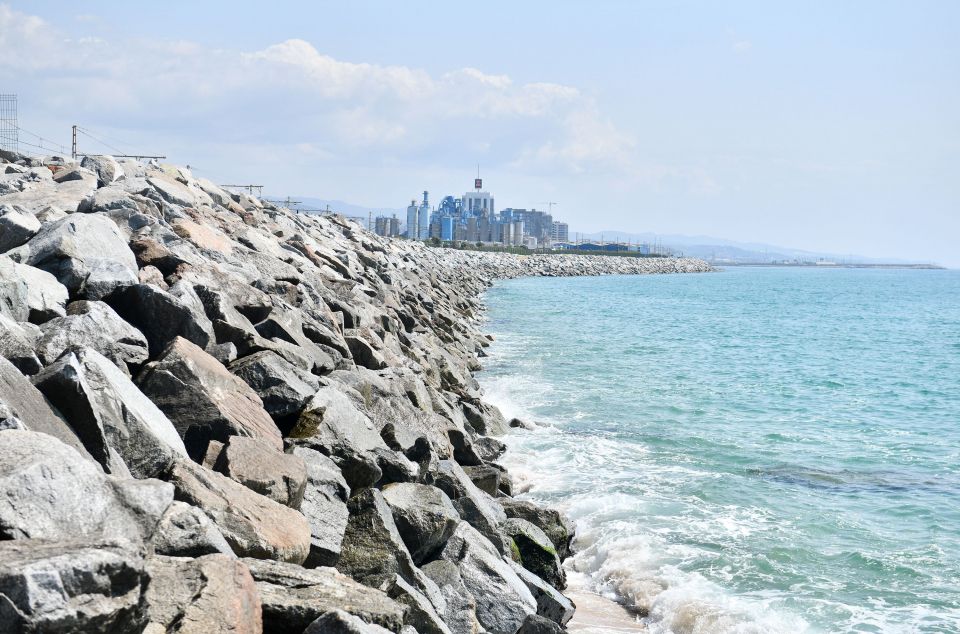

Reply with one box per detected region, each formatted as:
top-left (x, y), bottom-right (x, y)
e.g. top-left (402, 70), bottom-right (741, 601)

top-left (551, 221), bottom-right (569, 242)
top-left (462, 177), bottom-right (494, 218)
top-left (418, 191), bottom-right (430, 240)
top-left (405, 199), bottom-right (419, 239)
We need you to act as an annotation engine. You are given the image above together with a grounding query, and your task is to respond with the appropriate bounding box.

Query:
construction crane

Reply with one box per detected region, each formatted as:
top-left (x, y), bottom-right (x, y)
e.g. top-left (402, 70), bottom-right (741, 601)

top-left (537, 201), bottom-right (559, 214)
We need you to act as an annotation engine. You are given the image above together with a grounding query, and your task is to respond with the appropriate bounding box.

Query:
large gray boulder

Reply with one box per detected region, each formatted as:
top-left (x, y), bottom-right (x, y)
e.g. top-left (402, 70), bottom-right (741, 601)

top-left (0, 430), bottom-right (173, 543)
top-left (304, 610), bottom-right (392, 634)
top-left (508, 562), bottom-right (575, 626)
top-left (107, 283), bottom-right (214, 357)
top-left (81, 154), bottom-right (123, 187)
top-left (137, 337), bottom-right (283, 459)
top-left (0, 357), bottom-right (93, 460)
top-left (0, 314), bottom-right (42, 374)
top-left (168, 459), bottom-right (311, 564)
top-left (152, 501), bottom-right (234, 558)
top-left (212, 435), bottom-right (308, 508)
top-left (336, 488), bottom-right (419, 587)
top-left (242, 558), bottom-right (406, 633)
top-left (499, 499), bottom-right (575, 561)
top-left (378, 575), bottom-right (452, 634)
top-left (501, 518), bottom-right (565, 590)
top-left (433, 460), bottom-right (509, 556)
top-left (35, 300), bottom-right (149, 370)
top-left (381, 482), bottom-right (460, 565)
top-left (290, 386), bottom-right (389, 455)
top-left (515, 614), bottom-right (563, 634)
top-left (144, 554), bottom-right (262, 634)
top-left (0, 257), bottom-right (68, 323)
top-left (230, 350), bottom-right (320, 425)
top-left (0, 539), bottom-right (147, 634)
top-left (14, 213), bottom-right (138, 299)
top-left (32, 348), bottom-right (188, 478)
top-left (439, 523), bottom-right (536, 634)
top-left (292, 446), bottom-right (350, 567)
top-left (0, 205), bottom-right (40, 253)
top-left (421, 560), bottom-right (483, 634)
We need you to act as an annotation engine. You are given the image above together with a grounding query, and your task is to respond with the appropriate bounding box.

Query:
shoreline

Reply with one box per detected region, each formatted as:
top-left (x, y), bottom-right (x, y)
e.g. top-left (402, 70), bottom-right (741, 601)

top-left (0, 152), bottom-right (710, 633)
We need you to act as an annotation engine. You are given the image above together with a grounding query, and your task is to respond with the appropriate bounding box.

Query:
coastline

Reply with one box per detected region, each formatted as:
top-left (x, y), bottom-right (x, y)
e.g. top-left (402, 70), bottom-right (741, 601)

top-left (0, 152), bottom-right (710, 633)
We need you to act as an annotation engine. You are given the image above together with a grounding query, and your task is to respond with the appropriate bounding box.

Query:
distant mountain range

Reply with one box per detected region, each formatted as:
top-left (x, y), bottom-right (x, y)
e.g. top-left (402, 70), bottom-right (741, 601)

top-left (575, 231), bottom-right (920, 265)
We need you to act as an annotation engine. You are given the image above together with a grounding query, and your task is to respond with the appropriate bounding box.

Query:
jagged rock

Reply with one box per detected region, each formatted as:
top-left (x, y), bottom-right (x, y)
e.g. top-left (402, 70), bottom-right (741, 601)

top-left (0, 258), bottom-right (29, 322)
top-left (420, 560), bottom-right (483, 634)
top-left (0, 257), bottom-right (68, 323)
top-left (439, 523), bottom-right (536, 634)
top-left (138, 337), bottom-right (282, 459)
top-left (33, 348), bottom-right (188, 478)
top-left (168, 459), bottom-right (311, 564)
top-left (501, 518), bottom-right (565, 590)
top-left (291, 387), bottom-right (389, 453)
top-left (346, 333), bottom-right (386, 370)
top-left (145, 554), bottom-right (261, 634)
top-left (152, 501), bottom-right (234, 557)
top-left (304, 610), bottom-right (392, 634)
top-left (473, 436), bottom-right (507, 462)
top-left (337, 488), bottom-right (419, 586)
top-left (508, 563), bottom-right (575, 626)
top-left (508, 418), bottom-right (535, 431)
top-left (0, 430), bottom-right (173, 543)
top-left (293, 446), bottom-right (350, 567)
top-left (381, 482), bottom-right (460, 565)
top-left (0, 538), bottom-right (147, 634)
top-left (515, 614), bottom-right (564, 634)
top-left (35, 300), bottom-right (149, 370)
top-left (81, 154), bottom-right (123, 187)
top-left (77, 186), bottom-right (140, 214)
top-left (0, 314), bottom-right (42, 374)
top-left (0, 205), bottom-right (40, 253)
top-left (462, 464), bottom-right (502, 496)
top-left (499, 499), bottom-right (575, 561)
top-left (108, 283), bottom-right (214, 357)
top-left (230, 350), bottom-right (320, 425)
top-left (52, 165), bottom-right (96, 184)
top-left (242, 558), bottom-right (406, 633)
top-left (373, 447), bottom-right (419, 486)
top-left (147, 174), bottom-right (197, 207)
top-left (0, 357), bottom-right (93, 460)
top-left (378, 575), bottom-right (452, 634)
top-left (213, 435), bottom-right (307, 508)
top-left (447, 428), bottom-right (484, 467)
top-left (433, 460), bottom-right (510, 556)
top-left (13, 213), bottom-right (138, 299)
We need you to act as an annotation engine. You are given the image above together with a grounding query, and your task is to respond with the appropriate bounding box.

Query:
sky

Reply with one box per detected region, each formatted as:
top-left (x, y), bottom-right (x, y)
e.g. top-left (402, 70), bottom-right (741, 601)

top-left (1, 1), bottom-right (958, 265)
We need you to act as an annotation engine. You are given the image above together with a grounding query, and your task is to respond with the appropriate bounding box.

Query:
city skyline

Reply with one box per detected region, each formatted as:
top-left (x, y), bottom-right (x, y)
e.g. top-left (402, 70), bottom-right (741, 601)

top-left (2, 2), bottom-right (957, 266)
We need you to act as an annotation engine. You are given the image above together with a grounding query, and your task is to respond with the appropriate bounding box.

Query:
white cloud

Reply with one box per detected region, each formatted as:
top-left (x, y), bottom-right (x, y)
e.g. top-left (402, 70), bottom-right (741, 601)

top-left (0, 3), bottom-right (649, 179)
top-left (733, 40), bottom-right (752, 52)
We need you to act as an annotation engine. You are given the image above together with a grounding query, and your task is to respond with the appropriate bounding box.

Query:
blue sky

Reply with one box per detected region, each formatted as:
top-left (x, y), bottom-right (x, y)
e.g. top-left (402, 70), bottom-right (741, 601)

top-left (2, 1), bottom-right (958, 265)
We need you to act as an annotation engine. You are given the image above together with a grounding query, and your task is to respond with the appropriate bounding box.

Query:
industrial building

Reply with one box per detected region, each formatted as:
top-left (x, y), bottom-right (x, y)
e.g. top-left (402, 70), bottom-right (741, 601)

top-left (374, 214), bottom-right (401, 237)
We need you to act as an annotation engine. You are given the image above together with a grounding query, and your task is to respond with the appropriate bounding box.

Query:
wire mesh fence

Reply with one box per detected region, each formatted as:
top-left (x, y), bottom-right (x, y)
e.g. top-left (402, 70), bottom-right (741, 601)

top-left (0, 94), bottom-right (18, 154)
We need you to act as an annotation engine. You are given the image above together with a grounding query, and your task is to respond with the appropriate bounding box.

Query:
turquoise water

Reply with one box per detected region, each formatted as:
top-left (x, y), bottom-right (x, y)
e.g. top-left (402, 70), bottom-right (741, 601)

top-left (479, 267), bottom-right (960, 634)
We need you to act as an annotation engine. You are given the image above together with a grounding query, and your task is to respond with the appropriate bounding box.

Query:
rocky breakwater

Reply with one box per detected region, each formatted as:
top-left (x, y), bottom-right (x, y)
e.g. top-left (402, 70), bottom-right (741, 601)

top-left (0, 150), bottom-right (709, 634)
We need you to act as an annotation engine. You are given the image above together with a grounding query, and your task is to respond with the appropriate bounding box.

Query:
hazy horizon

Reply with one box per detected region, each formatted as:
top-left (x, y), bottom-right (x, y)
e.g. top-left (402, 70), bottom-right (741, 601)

top-left (2, 2), bottom-right (957, 266)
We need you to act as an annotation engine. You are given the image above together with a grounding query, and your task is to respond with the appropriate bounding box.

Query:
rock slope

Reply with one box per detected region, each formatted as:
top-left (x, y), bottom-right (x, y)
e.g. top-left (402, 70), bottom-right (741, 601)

top-left (0, 151), bottom-right (710, 634)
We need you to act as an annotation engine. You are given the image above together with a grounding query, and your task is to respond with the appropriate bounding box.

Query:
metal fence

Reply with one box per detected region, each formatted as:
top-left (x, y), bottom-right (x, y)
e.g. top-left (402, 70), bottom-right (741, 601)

top-left (0, 94), bottom-right (17, 154)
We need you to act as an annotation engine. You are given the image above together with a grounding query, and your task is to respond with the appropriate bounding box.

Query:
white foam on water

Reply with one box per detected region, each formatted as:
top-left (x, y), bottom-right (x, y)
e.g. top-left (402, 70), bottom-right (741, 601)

top-left (478, 374), bottom-right (815, 634)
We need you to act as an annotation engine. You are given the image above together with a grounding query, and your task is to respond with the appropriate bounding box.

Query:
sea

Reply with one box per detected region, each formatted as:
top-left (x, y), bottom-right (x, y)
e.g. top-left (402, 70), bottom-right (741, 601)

top-left (478, 266), bottom-right (960, 634)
